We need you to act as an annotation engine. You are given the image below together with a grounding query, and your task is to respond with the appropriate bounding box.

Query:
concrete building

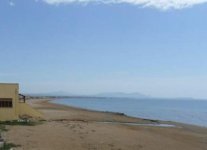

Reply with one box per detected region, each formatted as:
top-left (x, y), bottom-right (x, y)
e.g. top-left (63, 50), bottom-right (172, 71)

top-left (0, 83), bottom-right (42, 121)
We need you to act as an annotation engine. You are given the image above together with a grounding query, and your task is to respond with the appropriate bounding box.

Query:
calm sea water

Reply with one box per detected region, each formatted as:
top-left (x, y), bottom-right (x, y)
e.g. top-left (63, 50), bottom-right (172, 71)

top-left (53, 98), bottom-right (207, 127)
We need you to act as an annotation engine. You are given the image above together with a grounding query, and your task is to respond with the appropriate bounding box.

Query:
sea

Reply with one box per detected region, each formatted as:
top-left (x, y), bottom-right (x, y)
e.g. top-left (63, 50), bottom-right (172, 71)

top-left (52, 97), bottom-right (207, 127)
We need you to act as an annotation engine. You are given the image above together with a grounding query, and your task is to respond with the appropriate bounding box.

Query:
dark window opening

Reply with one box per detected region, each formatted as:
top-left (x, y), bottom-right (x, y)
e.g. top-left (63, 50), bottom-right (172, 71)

top-left (0, 98), bottom-right (13, 108)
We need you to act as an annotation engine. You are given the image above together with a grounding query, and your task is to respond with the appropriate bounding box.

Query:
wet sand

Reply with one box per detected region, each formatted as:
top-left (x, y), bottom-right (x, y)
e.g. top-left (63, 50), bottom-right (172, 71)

top-left (3, 99), bottom-right (207, 150)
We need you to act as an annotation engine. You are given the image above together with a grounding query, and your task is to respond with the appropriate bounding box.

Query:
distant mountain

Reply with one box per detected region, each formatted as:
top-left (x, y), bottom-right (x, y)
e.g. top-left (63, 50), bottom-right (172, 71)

top-left (96, 92), bottom-right (150, 99)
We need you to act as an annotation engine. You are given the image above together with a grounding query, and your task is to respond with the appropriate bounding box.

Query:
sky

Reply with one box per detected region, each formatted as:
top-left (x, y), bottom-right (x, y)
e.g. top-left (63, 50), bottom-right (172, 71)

top-left (1, 0), bottom-right (207, 98)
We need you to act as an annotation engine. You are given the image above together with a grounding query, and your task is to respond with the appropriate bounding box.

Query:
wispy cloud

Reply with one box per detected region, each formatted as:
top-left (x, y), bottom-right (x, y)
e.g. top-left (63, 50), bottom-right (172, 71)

top-left (41, 0), bottom-right (207, 10)
top-left (9, 1), bottom-right (15, 7)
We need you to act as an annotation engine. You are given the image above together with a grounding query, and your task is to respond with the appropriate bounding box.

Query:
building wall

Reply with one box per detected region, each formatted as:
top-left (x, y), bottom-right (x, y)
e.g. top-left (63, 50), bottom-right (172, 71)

top-left (0, 83), bottom-right (19, 121)
top-left (19, 103), bottom-right (43, 118)
top-left (0, 83), bottom-right (43, 121)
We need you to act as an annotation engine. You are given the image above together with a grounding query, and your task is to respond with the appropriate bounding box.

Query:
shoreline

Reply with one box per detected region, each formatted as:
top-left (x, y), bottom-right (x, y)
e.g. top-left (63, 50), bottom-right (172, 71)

top-left (50, 98), bottom-right (207, 129)
top-left (34, 99), bottom-right (164, 124)
top-left (3, 98), bottom-right (207, 150)
top-left (34, 98), bottom-right (207, 132)
top-left (49, 99), bottom-right (177, 128)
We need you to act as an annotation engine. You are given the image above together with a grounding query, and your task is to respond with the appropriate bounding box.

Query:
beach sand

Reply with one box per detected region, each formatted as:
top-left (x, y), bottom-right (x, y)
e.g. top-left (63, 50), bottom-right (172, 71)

top-left (3, 99), bottom-right (207, 150)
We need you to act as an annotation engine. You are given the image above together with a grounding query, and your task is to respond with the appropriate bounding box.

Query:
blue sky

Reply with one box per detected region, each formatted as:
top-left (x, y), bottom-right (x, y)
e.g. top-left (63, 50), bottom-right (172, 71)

top-left (1, 0), bottom-right (207, 98)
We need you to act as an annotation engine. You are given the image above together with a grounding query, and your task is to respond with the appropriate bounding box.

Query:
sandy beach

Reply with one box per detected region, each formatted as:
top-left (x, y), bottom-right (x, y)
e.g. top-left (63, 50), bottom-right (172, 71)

top-left (3, 99), bottom-right (207, 150)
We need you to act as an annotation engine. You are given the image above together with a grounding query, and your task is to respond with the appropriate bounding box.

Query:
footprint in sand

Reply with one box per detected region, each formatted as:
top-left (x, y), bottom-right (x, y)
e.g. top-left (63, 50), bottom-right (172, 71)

top-left (108, 143), bottom-right (114, 147)
top-left (79, 136), bottom-right (85, 139)
top-left (137, 144), bottom-right (143, 149)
